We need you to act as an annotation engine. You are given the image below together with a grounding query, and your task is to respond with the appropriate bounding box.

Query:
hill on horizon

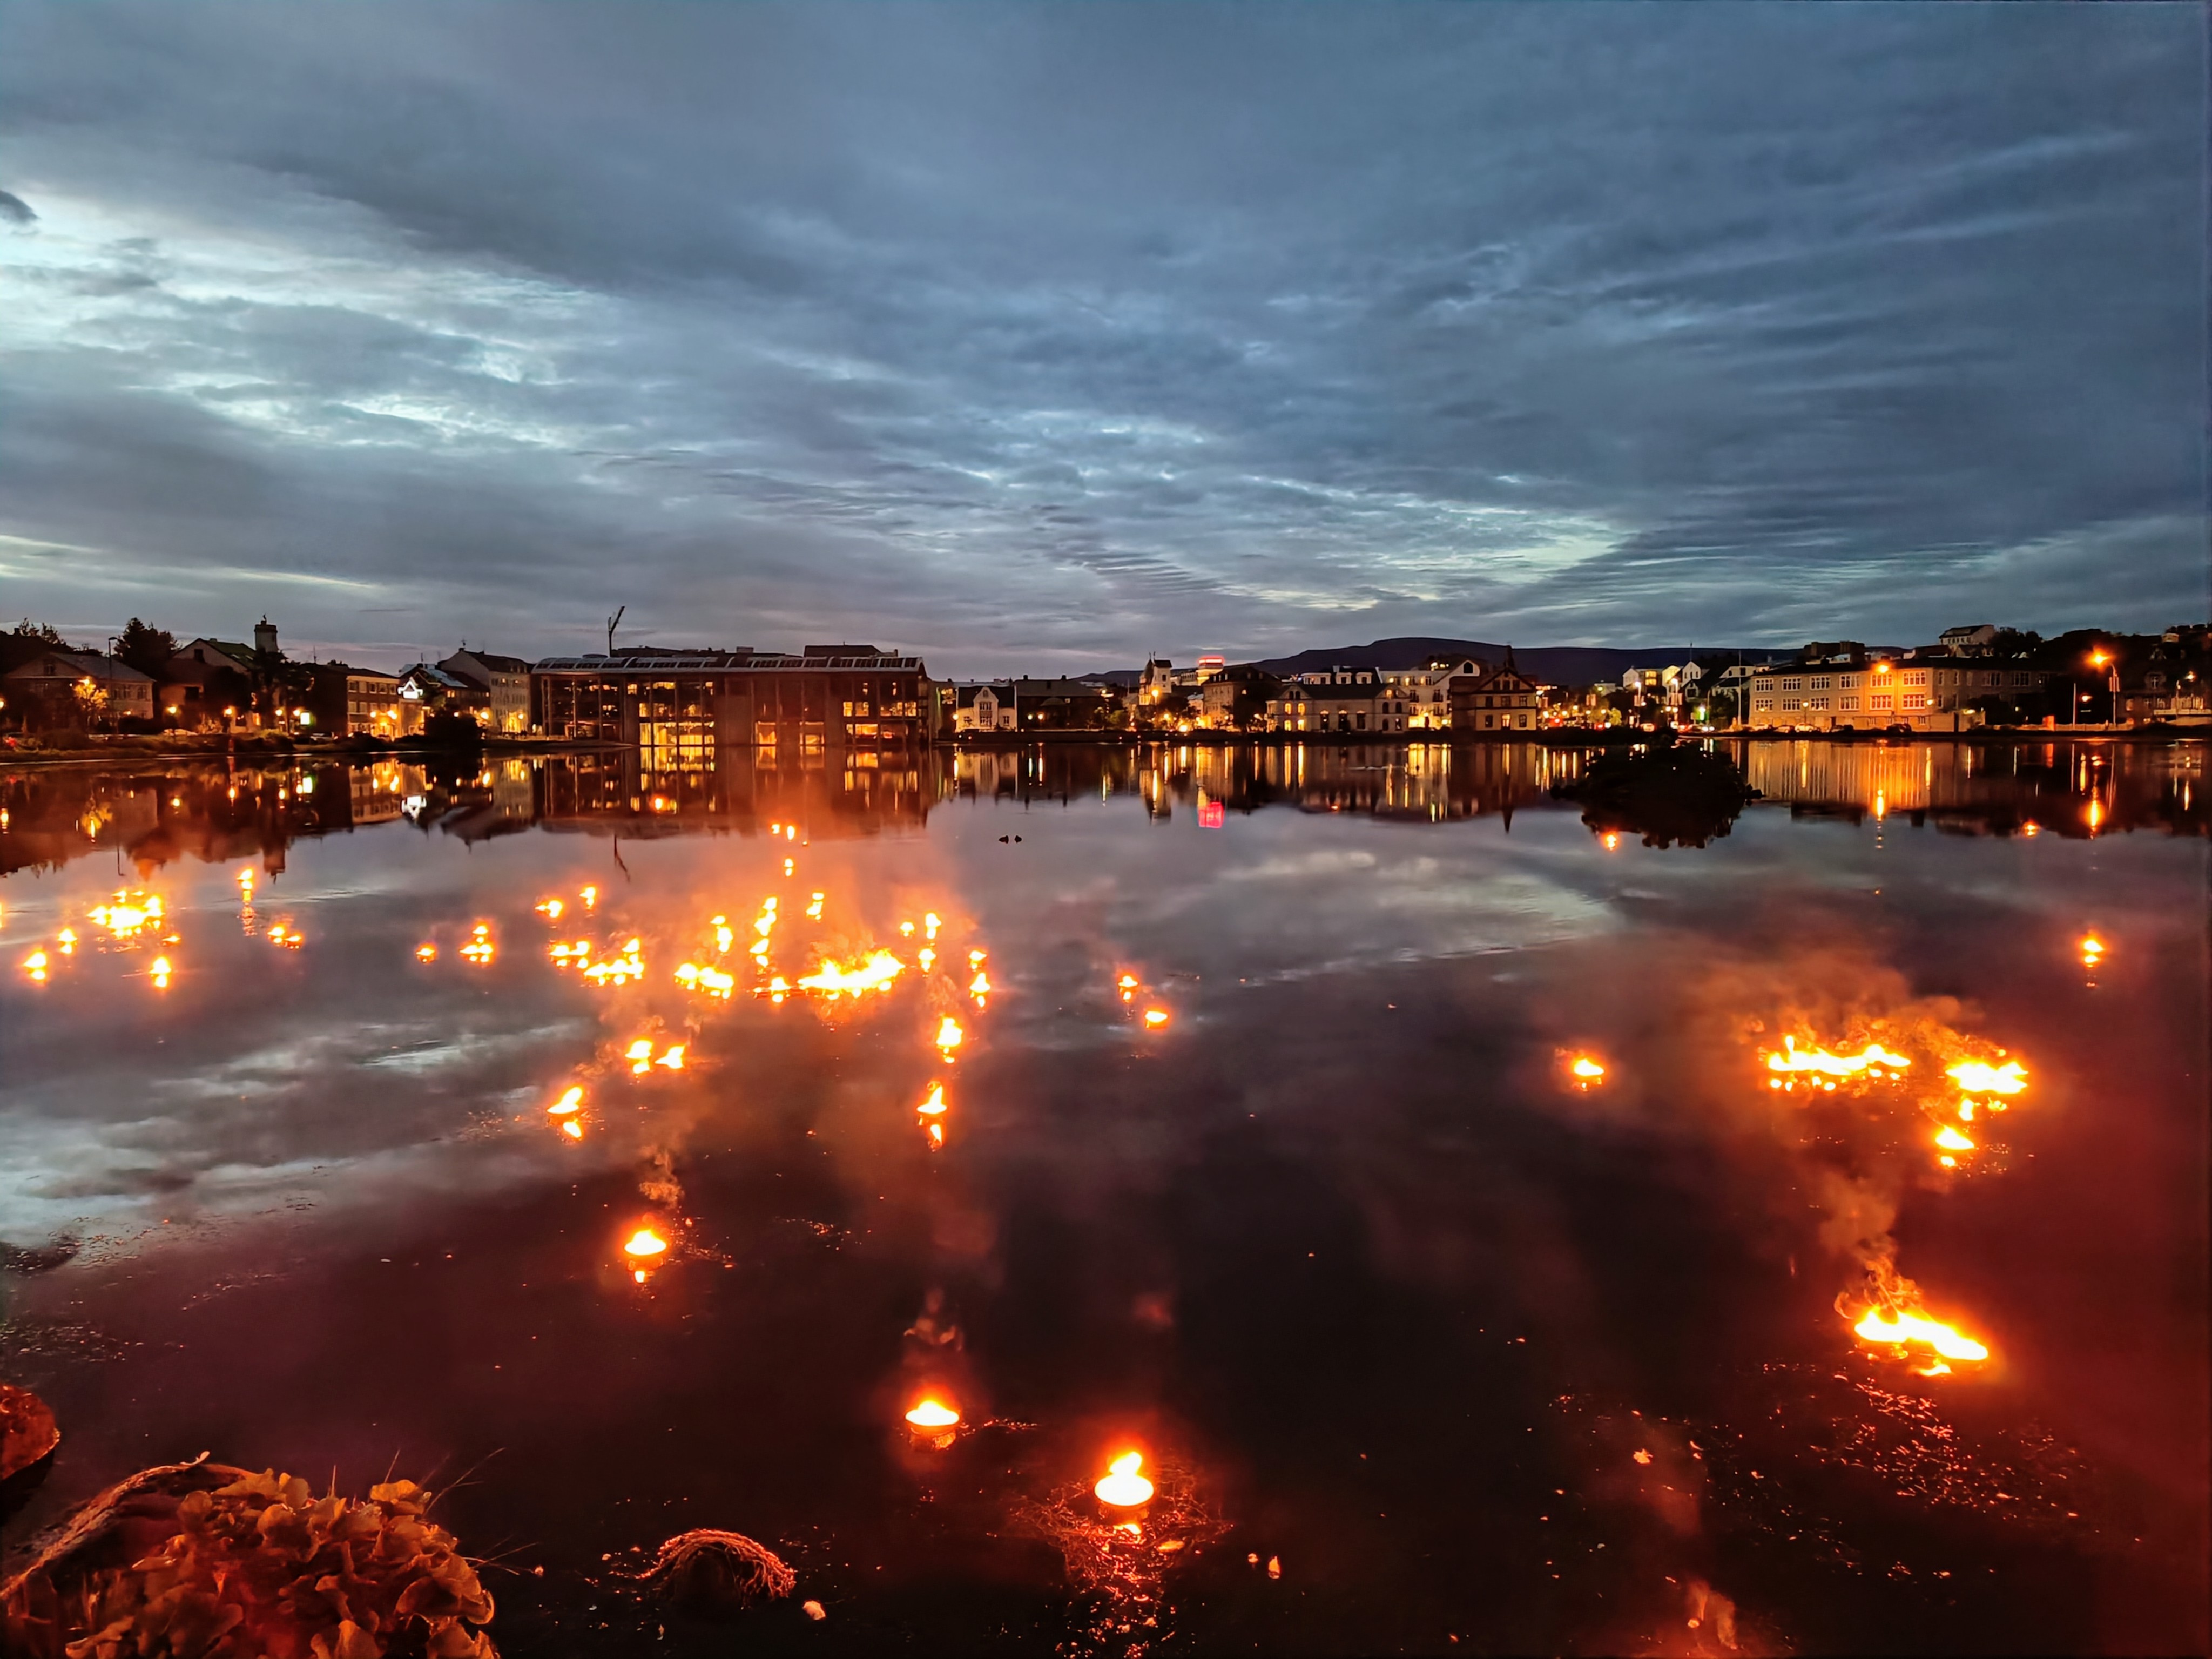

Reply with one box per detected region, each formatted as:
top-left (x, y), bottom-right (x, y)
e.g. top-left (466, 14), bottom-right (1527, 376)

top-left (1248, 636), bottom-right (1785, 686)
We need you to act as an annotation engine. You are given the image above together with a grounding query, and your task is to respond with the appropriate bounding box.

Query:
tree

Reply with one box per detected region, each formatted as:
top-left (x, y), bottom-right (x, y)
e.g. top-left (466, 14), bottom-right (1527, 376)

top-left (116, 618), bottom-right (177, 679)
top-left (0, 619), bottom-right (69, 676)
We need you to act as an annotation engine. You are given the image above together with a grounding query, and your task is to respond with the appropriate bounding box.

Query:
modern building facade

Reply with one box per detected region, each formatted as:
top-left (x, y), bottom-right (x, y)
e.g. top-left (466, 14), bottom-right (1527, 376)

top-left (531, 646), bottom-right (928, 758)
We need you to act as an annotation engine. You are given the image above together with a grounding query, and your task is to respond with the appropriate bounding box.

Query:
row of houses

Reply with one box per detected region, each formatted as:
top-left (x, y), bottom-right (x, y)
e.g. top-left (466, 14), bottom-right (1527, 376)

top-left (1, 620), bottom-right (535, 740)
top-left (12, 615), bottom-right (2207, 747)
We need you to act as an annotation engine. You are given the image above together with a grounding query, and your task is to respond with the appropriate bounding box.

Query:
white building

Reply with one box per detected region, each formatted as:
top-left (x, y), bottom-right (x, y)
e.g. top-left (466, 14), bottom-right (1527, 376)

top-left (952, 683), bottom-right (1016, 732)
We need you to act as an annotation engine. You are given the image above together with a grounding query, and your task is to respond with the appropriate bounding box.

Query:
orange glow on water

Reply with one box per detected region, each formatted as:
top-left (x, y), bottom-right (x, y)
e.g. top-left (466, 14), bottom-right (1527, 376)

top-left (918, 1082), bottom-right (947, 1116)
top-left (935, 1016), bottom-right (965, 1054)
top-left (1095, 1452), bottom-right (1155, 1508)
top-left (623, 1227), bottom-right (669, 1258)
top-left (415, 943), bottom-right (437, 962)
top-left (1143, 1008), bottom-right (1169, 1029)
top-left (150, 955), bottom-right (172, 988)
top-left (459, 924), bottom-right (494, 965)
top-left (22, 949), bottom-right (48, 981)
top-left (549, 1086), bottom-right (583, 1115)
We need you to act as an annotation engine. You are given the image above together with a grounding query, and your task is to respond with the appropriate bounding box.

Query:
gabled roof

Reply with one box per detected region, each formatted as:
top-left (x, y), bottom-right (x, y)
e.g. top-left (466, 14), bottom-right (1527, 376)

top-left (180, 638), bottom-right (258, 670)
top-left (3, 650), bottom-right (154, 683)
top-left (445, 649), bottom-right (531, 676)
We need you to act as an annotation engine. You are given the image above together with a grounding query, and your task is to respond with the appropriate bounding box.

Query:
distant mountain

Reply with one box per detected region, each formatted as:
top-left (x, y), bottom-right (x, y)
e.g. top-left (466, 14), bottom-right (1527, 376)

top-left (1249, 636), bottom-right (1786, 686)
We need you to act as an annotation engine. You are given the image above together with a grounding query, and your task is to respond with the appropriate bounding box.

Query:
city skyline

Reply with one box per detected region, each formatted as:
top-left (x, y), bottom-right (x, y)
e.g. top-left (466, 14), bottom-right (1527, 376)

top-left (1, 5), bottom-right (2203, 679)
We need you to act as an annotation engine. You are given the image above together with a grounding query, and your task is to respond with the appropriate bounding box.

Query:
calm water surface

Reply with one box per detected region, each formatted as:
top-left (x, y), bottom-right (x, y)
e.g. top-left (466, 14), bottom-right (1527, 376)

top-left (2, 741), bottom-right (2206, 1656)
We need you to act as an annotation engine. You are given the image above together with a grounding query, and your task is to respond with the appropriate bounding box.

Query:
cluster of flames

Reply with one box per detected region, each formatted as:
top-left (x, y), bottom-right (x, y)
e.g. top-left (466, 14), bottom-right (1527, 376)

top-left (496, 833), bottom-right (1183, 1508)
top-left (1756, 1027), bottom-right (2037, 1377)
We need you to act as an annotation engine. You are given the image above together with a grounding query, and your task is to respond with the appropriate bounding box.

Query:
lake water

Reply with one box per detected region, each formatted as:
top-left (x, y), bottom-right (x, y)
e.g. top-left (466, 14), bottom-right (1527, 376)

top-left (2, 740), bottom-right (2206, 1656)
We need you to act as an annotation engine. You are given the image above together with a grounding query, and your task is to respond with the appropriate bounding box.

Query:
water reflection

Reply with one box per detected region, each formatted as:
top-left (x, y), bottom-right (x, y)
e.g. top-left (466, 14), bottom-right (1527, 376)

top-left (0, 741), bottom-right (2204, 1656)
top-left (9, 739), bottom-right (2203, 886)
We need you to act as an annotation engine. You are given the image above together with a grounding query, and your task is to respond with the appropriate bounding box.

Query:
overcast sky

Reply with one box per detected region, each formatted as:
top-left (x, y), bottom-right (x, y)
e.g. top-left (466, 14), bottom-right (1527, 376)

top-left (1, 4), bottom-right (2202, 675)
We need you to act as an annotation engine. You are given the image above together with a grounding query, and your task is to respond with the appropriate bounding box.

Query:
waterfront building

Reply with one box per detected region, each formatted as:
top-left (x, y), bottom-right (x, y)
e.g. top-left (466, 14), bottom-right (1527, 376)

top-left (1013, 677), bottom-right (1120, 729)
top-left (2, 650), bottom-right (156, 731)
top-left (1267, 667), bottom-right (1384, 734)
top-left (530, 645), bottom-right (928, 758)
top-left (1449, 660), bottom-right (1542, 733)
top-left (441, 649), bottom-right (533, 733)
top-left (1746, 646), bottom-right (2053, 733)
top-left (396, 663), bottom-right (490, 734)
top-left (1377, 656), bottom-right (1482, 730)
top-left (1195, 664), bottom-right (1283, 731)
top-left (952, 683), bottom-right (1017, 733)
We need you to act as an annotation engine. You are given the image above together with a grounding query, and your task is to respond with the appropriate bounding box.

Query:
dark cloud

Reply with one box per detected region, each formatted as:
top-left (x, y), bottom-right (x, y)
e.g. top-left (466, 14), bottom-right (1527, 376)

top-left (0, 187), bottom-right (33, 223)
top-left (0, 3), bottom-right (2201, 673)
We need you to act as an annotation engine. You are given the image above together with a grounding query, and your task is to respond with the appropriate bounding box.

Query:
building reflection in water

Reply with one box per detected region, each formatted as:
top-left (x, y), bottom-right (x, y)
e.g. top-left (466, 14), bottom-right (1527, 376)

top-left (1731, 738), bottom-right (2207, 837)
top-left (4, 738), bottom-right (2203, 878)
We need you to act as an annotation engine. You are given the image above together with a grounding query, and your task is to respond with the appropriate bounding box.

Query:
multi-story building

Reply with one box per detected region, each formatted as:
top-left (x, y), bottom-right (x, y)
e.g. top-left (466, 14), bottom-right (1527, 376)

top-left (1449, 661), bottom-right (1542, 733)
top-left (2, 651), bottom-right (156, 731)
top-left (1195, 664), bottom-right (1282, 730)
top-left (952, 683), bottom-right (1017, 733)
top-left (395, 663), bottom-right (490, 734)
top-left (1746, 647), bottom-right (2052, 732)
top-left (1378, 656), bottom-right (1483, 730)
top-left (343, 667), bottom-right (404, 737)
top-left (1013, 677), bottom-right (1121, 729)
top-left (531, 645), bottom-right (928, 759)
top-left (1268, 667), bottom-right (1384, 734)
top-left (441, 649), bottom-right (532, 733)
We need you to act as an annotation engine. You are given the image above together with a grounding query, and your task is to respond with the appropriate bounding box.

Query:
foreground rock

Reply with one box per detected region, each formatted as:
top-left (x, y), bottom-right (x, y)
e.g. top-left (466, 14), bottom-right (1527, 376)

top-left (2, 1458), bottom-right (496, 1658)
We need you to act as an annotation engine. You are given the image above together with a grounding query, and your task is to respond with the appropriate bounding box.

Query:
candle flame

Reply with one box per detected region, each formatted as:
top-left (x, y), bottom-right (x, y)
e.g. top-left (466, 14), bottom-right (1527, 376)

top-left (905, 1399), bottom-right (960, 1430)
top-left (1095, 1452), bottom-right (1155, 1508)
